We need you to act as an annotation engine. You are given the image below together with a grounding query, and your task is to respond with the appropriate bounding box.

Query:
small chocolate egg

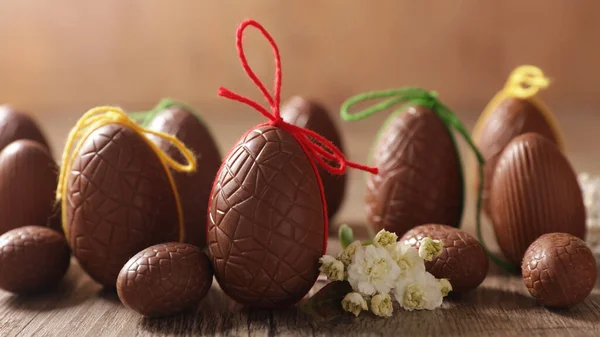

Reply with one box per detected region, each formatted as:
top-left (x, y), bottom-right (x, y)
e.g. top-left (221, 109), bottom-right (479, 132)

top-left (522, 233), bottom-right (597, 307)
top-left (0, 105), bottom-right (51, 153)
top-left (401, 224), bottom-right (488, 293)
top-left (474, 97), bottom-right (562, 217)
top-left (0, 226), bottom-right (70, 294)
top-left (65, 124), bottom-right (180, 286)
top-left (147, 106), bottom-right (221, 247)
top-left (366, 106), bottom-right (463, 237)
top-left (117, 242), bottom-right (213, 317)
top-left (281, 97), bottom-right (347, 221)
top-left (208, 125), bottom-right (325, 308)
top-left (0, 140), bottom-right (58, 235)
top-left (490, 133), bottom-right (585, 265)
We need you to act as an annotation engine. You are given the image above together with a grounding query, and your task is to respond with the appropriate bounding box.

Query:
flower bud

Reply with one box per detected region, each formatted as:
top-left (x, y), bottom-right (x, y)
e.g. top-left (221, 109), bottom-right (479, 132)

top-left (373, 230), bottom-right (398, 248)
top-left (319, 255), bottom-right (345, 281)
top-left (337, 240), bottom-right (362, 265)
top-left (370, 293), bottom-right (393, 317)
top-left (342, 292), bottom-right (368, 317)
top-left (418, 237), bottom-right (443, 261)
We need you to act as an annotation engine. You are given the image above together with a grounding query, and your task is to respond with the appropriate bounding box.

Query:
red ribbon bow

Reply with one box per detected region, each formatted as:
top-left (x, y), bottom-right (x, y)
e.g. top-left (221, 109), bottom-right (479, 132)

top-left (218, 19), bottom-right (378, 176)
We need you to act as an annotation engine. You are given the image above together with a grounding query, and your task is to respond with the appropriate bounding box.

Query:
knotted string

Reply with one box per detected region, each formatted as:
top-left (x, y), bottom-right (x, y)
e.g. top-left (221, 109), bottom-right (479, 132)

top-left (57, 106), bottom-right (197, 242)
top-left (217, 19), bottom-right (378, 176)
top-left (503, 65), bottom-right (550, 99)
top-left (341, 88), bottom-right (517, 273)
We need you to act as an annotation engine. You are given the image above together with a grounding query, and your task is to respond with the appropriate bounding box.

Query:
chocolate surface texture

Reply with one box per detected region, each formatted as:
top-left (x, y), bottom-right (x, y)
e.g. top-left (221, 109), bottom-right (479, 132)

top-left (65, 124), bottom-right (180, 286)
top-left (401, 224), bottom-right (488, 293)
top-left (117, 242), bottom-right (213, 317)
top-left (490, 133), bottom-right (585, 265)
top-left (147, 106), bottom-right (221, 247)
top-left (208, 125), bottom-right (325, 308)
top-left (0, 226), bottom-right (70, 294)
top-left (522, 233), bottom-right (596, 307)
top-left (281, 96), bottom-right (347, 221)
top-left (366, 106), bottom-right (463, 237)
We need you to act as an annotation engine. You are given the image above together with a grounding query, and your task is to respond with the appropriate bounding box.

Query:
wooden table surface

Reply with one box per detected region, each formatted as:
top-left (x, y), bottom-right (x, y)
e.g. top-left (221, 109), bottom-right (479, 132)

top-left (1, 109), bottom-right (600, 337)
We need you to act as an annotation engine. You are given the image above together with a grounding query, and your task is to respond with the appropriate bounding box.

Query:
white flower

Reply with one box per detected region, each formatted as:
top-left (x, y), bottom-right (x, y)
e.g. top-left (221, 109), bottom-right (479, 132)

top-left (578, 172), bottom-right (600, 257)
top-left (370, 293), bottom-right (393, 317)
top-left (373, 230), bottom-right (398, 248)
top-left (438, 278), bottom-right (452, 297)
top-left (418, 237), bottom-right (443, 261)
top-left (387, 242), bottom-right (425, 276)
top-left (348, 245), bottom-right (401, 296)
top-left (342, 292), bottom-right (368, 317)
top-left (394, 271), bottom-right (444, 311)
top-left (319, 255), bottom-right (344, 281)
top-left (338, 240), bottom-right (362, 266)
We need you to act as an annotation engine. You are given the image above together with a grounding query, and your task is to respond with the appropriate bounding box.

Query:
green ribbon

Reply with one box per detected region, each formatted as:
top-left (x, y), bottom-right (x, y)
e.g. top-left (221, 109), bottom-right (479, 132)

top-left (340, 87), bottom-right (516, 273)
top-left (129, 98), bottom-right (201, 127)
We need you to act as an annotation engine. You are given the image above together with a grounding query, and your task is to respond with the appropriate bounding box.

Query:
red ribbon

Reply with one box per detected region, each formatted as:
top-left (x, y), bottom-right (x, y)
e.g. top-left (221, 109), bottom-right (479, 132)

top-left (218, 19), bottom-right (378, 176)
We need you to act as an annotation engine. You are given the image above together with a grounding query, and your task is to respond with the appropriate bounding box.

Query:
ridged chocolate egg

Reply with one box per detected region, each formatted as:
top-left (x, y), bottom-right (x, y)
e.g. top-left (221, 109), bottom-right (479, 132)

top-left (147, 106), bottom-right (221, 247)
top-left (0, 226), bottom-right (70, 294)
top-left (65, 124), bottom-right (180, 286)
top-left (490, 133), bottom-right (585, 265)
top-left (117, 242), bottom-right (213, 317)
top-left (0, 105), bottom-right (50, 153)
top-left (0, 140), bottom-right (58, 235)
top-left (474, 97), bottom-right (562, 217)
top-left (207, 125), bottom-right (325, 308)
top-left (366, 106), bottom-right (463, 237)
top-left (281, 96), bottom-right (347, 221)
top-left (522, 233), bottom-right (596, 307)
top-left (401, 224), bottom-right (488, 293)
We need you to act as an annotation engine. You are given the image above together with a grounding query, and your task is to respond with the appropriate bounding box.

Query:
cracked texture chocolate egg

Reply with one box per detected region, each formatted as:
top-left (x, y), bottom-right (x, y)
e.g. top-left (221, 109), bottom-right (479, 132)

top-left (281, 96), bottom-right (347, 221)
top-left (0, 226), bottom-right (70, 294)
top-left (117, 242), bottom-right (213, 317)
top-left (0, 140), bottom-right (58, 235)
top-left (490, 133), bottom-right (585, 265)
top-left (366, 106), bottom-right (463, 237)
top-left (0, 105), bottom-right (51, 153)
top-left (207, 125), bottom-right (325, 308)
top-left (474, 97), bottom-right (563, 217)
top-left (401, 224), bottom-right (488, 293)
top-left (147, 106), bottom-right (221, 247)
top-left (522, 233), bottom-right (596, 307)
top-left (65, 124), bottom-right (180, 286)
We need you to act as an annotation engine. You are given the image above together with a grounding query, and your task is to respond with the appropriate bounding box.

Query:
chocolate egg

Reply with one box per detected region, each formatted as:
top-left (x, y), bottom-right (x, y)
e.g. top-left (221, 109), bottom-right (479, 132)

top-left (0, 226), bottom-right (70, 294)
top-left (117, 242), bottom-right (213, 317)
top-left (366, 106), bottom-right (463, 237)
top-left (490, 133), bottom-right (585, 265)
top-left (401, 224), bottom-right (488, 293)
top-left (147, 106), bottom-right (221, 247)
top-left (281, 97), bottom-right (347, 221)
top-left (474, 97), bottom-right (562, 217)
top-left (65, 124), bottom-right (180, 286)
top-left (207, 125), bottom-right (325, 308)
top-left (0, 140), bottom-right (58, 235)
top-left (0, 105), bottom-right (50, 153)
top-left (522, 233), bottom-right (596, 307)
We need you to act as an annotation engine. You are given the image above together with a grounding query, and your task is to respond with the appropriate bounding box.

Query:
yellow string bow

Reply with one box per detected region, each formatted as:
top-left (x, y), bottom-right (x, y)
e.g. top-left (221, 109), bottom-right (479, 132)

top-left (57, 106), bottom-right (197, 242)
top-left (503, 65), bottom-right (550, 99)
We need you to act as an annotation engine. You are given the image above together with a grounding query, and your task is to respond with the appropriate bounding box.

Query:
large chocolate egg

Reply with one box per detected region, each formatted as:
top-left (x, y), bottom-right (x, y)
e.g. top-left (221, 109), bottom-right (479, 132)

top-left (0, 226), bottom-right (70, 294)
top-left (522, 233), bottom-right (596, 307)
top-left (117, 242), bottom-right (213, 317)
top-left (207, 125), bottom-right (325, 308)
top-left (147, 106), bottom-right (221, 247)
top-left (0, 140), bottom-right (58, 235)
top-left (401, 224), bottom-right (488, 293)
top-left (281, 97), bottom-right (347, 221)
top-left (65, 124), bottom-right (180, 286)
top-left (0, 105), bottom-right (50, 153)
top-left (366, 106), bottom-right (463, 237)
top-left (490, 133), bottom-right (585, 265)
top-left (474, 97), bottom-right (562, 216)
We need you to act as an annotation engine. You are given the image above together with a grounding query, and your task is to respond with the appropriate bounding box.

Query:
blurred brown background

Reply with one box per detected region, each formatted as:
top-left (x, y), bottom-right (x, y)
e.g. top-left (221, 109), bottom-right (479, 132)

top-left (0, 0), bottom-right (598, 244)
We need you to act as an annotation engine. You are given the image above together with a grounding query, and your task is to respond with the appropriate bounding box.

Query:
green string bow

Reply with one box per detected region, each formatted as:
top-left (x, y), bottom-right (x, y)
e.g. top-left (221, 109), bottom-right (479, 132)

top-left (340, 87), bottom-right (516, 273)
top-left (129, 98), bottom-right (201, 127)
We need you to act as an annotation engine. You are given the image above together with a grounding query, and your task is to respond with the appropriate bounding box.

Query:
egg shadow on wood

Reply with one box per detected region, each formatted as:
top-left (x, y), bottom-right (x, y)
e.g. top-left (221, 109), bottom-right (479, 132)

top-left (455, 286), bottom-right (537, 310)
top-left (545, 293), bottom-right (600, 323)
top-left (96, 287), bottom-right (120, 304)
top-left (1, 273), bottom-right (86, 311)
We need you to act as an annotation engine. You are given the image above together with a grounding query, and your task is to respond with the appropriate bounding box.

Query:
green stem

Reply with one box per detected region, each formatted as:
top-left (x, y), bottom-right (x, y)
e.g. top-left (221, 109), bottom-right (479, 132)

top-left (129, 98), bottom-right (196, 127)
top-left (340, 88), bottom-right (517, 273)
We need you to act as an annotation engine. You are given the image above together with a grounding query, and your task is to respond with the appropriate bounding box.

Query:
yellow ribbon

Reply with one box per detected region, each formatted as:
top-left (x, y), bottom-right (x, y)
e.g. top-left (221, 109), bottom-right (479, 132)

top-left (503, 65), bottom-right (550, 99)
top-left (57, 106), bottom-right (197, 242)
